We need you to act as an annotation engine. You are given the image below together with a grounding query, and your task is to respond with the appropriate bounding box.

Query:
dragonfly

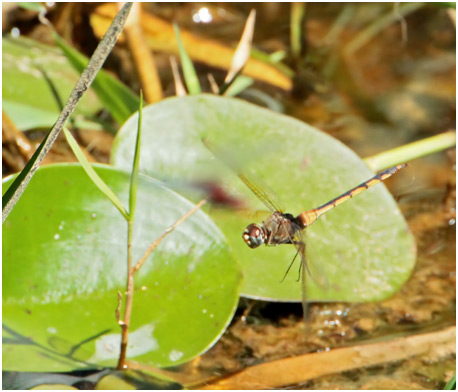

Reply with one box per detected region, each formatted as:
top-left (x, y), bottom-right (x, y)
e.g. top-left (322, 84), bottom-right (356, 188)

top-left (203, 138), bottom-right (407, 318)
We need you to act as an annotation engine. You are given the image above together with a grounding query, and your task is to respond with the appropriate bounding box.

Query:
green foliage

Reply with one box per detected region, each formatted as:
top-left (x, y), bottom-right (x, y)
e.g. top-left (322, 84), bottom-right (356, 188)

top-left (364, 131), bottom-right (456, 171)
top-left (64, 128), bottom-right (129, 219)
top-left (444, 374), bottom-right (456, 390)
top-left (431, 2), bottom-right (456, 8)
top-left (128, 91), bottom-right (143, 219)
top-left (224, 75), bottom-right (254, 97)
top-left (53, 33), bottom-right (140, 125)
top-left (17, 2), bottom-right (46, 12)
top-left (173, 24), bottom-right (201, 95)
top-left (2, 130), bottom-right (50, 211)
top-left (3, 164), bottom-right (241, 371)
top-left (111, 95), bottom-right (416, 303)
top-left (290, 3), bottom-right (306, 60)
top-left (2, 36), bottom-right (102, 130)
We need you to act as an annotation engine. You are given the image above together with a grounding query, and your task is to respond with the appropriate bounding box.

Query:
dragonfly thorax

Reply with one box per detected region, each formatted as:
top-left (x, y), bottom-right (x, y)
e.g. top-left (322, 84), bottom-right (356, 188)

top-left (243, 223), bottom-right (266, 248)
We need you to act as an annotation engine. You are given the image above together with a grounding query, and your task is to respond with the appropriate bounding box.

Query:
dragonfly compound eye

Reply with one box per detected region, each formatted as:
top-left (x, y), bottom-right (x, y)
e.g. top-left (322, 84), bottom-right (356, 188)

top-left (243, 224), bottom-right (265, 248)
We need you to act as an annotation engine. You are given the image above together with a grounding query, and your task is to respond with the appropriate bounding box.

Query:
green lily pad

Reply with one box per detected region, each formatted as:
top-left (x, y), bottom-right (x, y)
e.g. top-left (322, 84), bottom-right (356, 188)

top-left (3, 163), bottom-right (242, 372)
top-left (2, 36), bottom-right (102, 130)
top-left (111, 95), bottom-right (416, 303)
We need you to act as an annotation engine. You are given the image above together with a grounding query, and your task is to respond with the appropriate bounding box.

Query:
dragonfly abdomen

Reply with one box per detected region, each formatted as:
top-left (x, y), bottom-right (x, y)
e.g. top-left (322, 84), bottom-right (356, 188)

top-left (296, 164), bottom-right (407, 228)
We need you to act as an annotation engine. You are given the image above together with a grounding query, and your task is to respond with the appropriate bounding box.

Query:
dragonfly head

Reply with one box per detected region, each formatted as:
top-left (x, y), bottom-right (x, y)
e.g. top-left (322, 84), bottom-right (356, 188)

top-left (243, 223), bottom-right (265, 248)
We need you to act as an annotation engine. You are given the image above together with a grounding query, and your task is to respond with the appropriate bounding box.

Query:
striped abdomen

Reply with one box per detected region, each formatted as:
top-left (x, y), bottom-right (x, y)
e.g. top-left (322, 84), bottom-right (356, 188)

top-left (297, 164), bottom-right (407, 228)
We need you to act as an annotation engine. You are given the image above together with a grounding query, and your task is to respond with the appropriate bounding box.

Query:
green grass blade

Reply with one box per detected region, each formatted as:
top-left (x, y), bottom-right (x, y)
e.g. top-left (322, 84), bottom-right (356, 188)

top-left (223, 76), bottom-right (254, 97)
top-left (63, 128), bottom-right (129, 220)
top-left (2, 130), bottom-right (50, 209)
top-left (17, 2), bottom-right (46, 12)
top-left (250, 48), bottom-right (295, 77)
top-left (290, 3), bottom-right (306, 60)
top-left (128, 92), bottom-right (143, 220)
top-left (173, 24), bottom-right (201, 95)
top-left (364, 131), bottom-right (456, 171)
top-left (444, 374), bottom-right (456, 390)
top-left (54, 32), bottom-right (140, 125)
top-left (268, 50), bottom-right (287, 63)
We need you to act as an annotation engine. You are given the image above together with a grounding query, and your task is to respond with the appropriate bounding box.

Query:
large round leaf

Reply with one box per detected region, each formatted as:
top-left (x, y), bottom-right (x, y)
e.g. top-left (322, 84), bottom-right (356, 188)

top-left (111, 95), bottom-right (416, 303)
top-left (3, 164), bottom-right (242, 372)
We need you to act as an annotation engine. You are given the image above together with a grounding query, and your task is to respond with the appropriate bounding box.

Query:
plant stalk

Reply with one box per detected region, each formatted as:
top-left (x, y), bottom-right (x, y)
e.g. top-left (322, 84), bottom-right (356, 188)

top-left (290, 3), bottom-right (306, 60)
top-left (116, 199), bottom-right (206, 369)
top-left (117, 92), bottom-right (143, 370)
top-left (364, 130), bottom-right (456, 171)
top-left (117, 220), bottom-right (135, 370)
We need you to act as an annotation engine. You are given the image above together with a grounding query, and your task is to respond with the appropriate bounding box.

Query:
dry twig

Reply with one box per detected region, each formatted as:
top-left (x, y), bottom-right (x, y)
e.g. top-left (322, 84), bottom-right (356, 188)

top-left (170, 56), bottom-right (187, 96)
top-left (133, 199), bottom-right (207, 274)
top-left (124, 3), bottom-right (163, 103)
top-left (199, 326), bottom-right (455, 389)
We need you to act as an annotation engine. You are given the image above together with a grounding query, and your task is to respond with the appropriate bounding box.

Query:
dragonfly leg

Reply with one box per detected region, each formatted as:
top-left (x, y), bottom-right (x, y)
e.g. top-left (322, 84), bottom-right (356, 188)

top-left (265, 230), bottom-right (274, 245)
top-left (297, 256), bottom-right (302, 282)
top-left (280, 239), bottom-right (305, 282)
top-left (295, 241), bottom-right (306, 282)
top-left (280, 248), bottom-right (300, 282)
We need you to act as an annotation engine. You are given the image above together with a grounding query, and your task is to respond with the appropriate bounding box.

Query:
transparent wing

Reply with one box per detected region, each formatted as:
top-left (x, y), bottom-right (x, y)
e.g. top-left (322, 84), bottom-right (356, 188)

top-left (290, 231), bottom-right (329, 323)
top-left (296, 230), bottom-right (330, 291)
top-left (300, 241), bottom-right (309, 323)
top-left (202, 137), bottom-right (284, 213)
top-left (234, 208), bottom-right (272, 222)
top-left (236, 171), bottom-right (283, 213)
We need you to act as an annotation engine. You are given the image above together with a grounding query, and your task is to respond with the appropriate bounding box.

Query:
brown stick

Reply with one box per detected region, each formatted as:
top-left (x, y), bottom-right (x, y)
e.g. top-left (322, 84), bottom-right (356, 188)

top-left (170, 56), bottom-right (187, 96)
top-left (117, 274), bottom-right (134, 369)
top-left (124, 3), bottom-right (163, 103)
top-left (2, 112), bottom-right (34, 160)
top-left (133, 199), bottom-right (207, 274)
top-left (115, 291), bottom-right (123, 325)
top-left (199, 326), bottom-right (456, 389)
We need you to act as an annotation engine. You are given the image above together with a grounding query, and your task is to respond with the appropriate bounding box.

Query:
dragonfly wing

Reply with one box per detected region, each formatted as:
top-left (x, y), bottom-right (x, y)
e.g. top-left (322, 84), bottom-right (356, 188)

top-left (294, 231), bottom-right (329, 325)
top-left (300, 241), bottom-right (310, 322)
top-left (295, 230), bottom-right (330, 290)
top-left (202, 137), bottom-right (284, 213)
top-left (236, 172), bottom-right (284, 213)
top-left (282, 232), bottom-right (311, 324)
top-left (234, 208), bottom-right (272, 222)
